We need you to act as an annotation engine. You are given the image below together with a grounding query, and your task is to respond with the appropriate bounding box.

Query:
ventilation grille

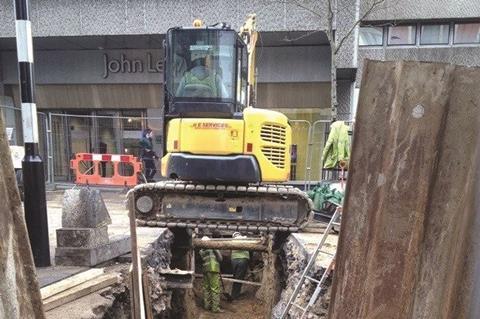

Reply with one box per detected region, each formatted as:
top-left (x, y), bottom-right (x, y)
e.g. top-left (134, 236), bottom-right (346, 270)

top-left (260, 124), bottom-right (286, 144)
top-left (261, 146), bottom-right (286, 169)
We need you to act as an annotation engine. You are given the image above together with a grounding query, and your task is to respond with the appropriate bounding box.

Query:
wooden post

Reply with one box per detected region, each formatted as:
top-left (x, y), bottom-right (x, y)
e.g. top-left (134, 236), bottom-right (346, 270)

top-left (128, 192), bottom-right (146, 319)
top-left (193, 238), bottom-right (267, 251)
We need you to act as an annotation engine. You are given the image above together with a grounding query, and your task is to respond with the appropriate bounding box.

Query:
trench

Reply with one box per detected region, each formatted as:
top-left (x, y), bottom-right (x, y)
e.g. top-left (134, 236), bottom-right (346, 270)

top-left (99, 230), bottom-right (333, 319)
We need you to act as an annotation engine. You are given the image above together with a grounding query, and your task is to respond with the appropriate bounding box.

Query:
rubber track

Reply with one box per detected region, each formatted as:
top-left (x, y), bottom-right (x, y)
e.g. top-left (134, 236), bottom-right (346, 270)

top-left (133, 181), bottom-right (313, 232)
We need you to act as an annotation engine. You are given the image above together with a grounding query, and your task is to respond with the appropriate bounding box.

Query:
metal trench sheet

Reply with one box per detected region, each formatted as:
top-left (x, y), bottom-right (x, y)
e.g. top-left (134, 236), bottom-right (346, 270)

top-left (329, 60), bottom-right (480, 319)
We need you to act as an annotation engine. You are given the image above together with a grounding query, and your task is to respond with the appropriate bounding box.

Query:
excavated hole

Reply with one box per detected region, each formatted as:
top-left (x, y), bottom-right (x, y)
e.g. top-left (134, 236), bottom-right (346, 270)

top-left (98, 231), bottom-right (332, 319)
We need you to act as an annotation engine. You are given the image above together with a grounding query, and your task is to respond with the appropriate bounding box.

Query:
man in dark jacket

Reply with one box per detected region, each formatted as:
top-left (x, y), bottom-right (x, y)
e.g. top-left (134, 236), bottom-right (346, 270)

top-left (139, 128), bottom-right (157, 182)
top-left (230, 232), bottom-right (250, 299)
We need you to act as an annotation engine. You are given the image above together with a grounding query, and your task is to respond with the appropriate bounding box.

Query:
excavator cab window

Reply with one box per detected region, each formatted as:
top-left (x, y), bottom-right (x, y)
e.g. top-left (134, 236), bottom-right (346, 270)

top-left (236, 40), bottom-right (248, 110)
top-left (164, 28), bottom-right (247, 118)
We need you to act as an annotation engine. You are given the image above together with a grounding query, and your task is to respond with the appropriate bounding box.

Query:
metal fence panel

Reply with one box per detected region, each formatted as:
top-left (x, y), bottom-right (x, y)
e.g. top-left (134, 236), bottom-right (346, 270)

top-left (49, 113), bottom-right (161, 183)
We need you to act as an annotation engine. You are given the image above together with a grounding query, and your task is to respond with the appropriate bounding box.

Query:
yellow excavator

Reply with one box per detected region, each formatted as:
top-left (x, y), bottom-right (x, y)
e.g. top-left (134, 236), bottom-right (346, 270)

top-left (133, 15), bottom-right (312, 232)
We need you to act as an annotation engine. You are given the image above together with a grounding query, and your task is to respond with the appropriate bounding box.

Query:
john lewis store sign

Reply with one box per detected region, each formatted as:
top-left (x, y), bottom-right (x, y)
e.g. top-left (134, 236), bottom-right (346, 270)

top-left (1, 49), bottom-right (164, 84)
top-left (102, 52), bottom-right (163, 79)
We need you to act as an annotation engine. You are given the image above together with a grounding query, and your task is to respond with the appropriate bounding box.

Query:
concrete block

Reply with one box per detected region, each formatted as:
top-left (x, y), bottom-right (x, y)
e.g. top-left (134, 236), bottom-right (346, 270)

top-left (62, 188), bottom-right (111, 228)
top-left (56, 226), bottom-right (109, 248)
top-left (55, 235), bottom-right (131, 267)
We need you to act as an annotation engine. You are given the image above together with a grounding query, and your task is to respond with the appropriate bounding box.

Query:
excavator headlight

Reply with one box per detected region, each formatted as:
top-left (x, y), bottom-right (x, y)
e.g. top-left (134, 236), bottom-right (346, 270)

top-left (193, 19), bottom-right (204, 28)
top-left (136, 195), bottom-right (154, 214)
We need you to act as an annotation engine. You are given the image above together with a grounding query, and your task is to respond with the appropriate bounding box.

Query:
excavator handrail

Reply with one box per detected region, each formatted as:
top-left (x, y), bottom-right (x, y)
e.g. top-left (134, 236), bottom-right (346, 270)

top-left (239, 13), bottom-right (258, 108)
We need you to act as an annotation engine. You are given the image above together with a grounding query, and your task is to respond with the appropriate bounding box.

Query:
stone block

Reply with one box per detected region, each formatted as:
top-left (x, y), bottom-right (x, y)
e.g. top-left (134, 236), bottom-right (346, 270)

top-left (62, 188), bottom-right (111, 228)
top-left (56, 226), bottom-right (109, 248)
top-left (55, 235), bottom-right (131, 267)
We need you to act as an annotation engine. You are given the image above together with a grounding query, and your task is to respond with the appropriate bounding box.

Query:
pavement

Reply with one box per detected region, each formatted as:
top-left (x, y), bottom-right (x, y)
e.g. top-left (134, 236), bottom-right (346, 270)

top-left (41, 187), bottom-right (166, 318)
top-left (39, 187), bottom-right (337, 318)
top-left (38, 188), bottom-right (164, 288)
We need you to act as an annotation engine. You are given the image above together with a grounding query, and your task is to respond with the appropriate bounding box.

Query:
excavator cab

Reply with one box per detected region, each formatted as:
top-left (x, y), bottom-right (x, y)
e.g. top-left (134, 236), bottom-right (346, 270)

top-left (164, 26), bottom-right (248, 118)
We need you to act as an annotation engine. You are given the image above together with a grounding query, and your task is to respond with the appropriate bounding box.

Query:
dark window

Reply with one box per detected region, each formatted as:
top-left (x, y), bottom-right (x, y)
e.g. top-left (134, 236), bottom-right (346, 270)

top-left (420, 24), bottom-right (450, 45)
top-left (240, 43), bottom-right (248, 107)
top-left (167, 29), bottom-right (236, 100)
top-left (388, 25), bottom-right (416, 45)
top-left (235, 41), bottom-right (248, 108)
top-left (454, 23), bottom-right (480, 44)
top-left (121, 110), bottom-right (144, 157)
top-left (359, 26), bottom-right (384, 46)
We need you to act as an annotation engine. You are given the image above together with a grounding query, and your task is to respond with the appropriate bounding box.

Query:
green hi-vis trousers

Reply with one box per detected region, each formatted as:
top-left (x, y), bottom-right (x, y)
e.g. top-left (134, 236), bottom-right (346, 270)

top-left (203, 271), bottom-right (221, 312)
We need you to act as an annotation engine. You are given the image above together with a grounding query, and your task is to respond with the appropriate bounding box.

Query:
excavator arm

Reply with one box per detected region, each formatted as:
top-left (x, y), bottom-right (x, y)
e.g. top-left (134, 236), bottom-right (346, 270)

top-left (239, 13), bottom-right (258, 107)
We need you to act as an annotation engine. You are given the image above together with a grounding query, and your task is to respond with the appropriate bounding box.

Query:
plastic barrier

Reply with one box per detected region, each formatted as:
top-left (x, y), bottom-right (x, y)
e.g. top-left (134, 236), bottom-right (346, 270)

top-left (70, 153), bottom-right (142, 187)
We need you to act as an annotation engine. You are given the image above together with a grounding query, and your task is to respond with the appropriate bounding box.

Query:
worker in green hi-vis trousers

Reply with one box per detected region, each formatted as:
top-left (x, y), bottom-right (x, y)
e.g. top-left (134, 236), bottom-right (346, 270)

top-left (199, 236), bottom-right (224, 313)
top-left (230, 232), bottom-right (251, 299)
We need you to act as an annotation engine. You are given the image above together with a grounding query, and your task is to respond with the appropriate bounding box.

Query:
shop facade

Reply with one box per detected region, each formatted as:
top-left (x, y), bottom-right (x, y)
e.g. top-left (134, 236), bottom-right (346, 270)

top-left (0, 0), bottom-right (360, 182)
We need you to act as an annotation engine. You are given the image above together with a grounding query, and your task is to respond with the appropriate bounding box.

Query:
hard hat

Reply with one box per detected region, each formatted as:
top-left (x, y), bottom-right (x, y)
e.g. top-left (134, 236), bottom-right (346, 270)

top-left (232, 232), bottom-right (241, 238)
top-left (201, 236), bottom-right (210, 241)
top-left (191, 50), bottom-right (210, 61)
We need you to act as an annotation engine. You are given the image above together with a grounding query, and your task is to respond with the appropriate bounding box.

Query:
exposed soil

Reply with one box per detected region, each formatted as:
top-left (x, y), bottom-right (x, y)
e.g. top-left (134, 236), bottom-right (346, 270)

top-left (194, 287), bottom-right (267, 319)
top-left (272, 236), bottom-right (333, 319)
top-left (100, 229), bottom-right (174, 319)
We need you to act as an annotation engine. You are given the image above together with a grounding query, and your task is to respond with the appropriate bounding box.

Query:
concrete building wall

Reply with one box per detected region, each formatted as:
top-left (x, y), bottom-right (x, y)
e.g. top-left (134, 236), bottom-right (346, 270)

top-left (0, 0), bottom-right (329, 35)
top-left (357, 0), bottom-right (480, 88)
top-left (6, 82), bottom-right (334, 110)
top-left (362, 0), bottom-right (480, 21)
top-left (0, 0), bottom-right (359, 69)
top-left (357, 46), bottom-right (480, 85)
